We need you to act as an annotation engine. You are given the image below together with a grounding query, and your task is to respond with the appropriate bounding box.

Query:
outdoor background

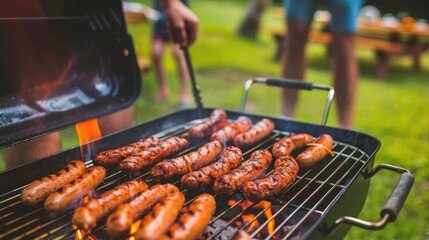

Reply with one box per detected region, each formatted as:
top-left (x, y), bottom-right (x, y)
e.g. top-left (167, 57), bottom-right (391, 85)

top-left (1, 1), bottom-right (428, 239)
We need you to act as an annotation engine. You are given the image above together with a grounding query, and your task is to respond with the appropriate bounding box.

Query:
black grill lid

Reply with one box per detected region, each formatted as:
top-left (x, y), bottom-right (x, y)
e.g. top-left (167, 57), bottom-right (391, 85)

top-left (0, 0), bottom-right (141, 148)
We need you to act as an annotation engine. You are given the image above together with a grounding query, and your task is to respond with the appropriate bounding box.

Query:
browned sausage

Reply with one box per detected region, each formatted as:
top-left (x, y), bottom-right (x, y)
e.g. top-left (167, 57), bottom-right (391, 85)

top-left (160, 193), bottom-right (216, 240)
top-left (188, 109), bottom-right (227, 139)
top-left (44, 166), bottom-right (106, 213)
top-left (272, 133), bottom-right (314, 158)
top-left (73, 180), bottom-right (148, 231)
top-left (211, 116), bottom-right (252, 143)
top-left (106, 184), bottom-right (178, 239)
top-left (93, 136), bottom-right (161, 167)
top-left (296, 134), bottom-right (334, 167)
top-left (134, 191), bottom-right (185, 240)
top-left (151, 140), bottom-right (222, 182)
top-left (181, 146), bottom-right (242, 190)
top-left (242, 155), bottom-right (299, 202)
top-left (213, 149), bottom-right (273, 196)
top-left (120, 137), bottom-right (189, 172)
top-left (21, 160), bottom-right (86, 205)
top-left (234, 118), bottom-right (275, 148)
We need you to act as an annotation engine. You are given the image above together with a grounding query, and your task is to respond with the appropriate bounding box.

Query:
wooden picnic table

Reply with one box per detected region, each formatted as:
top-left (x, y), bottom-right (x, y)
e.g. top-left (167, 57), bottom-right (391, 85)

top-left (269, 8), bottom-right (429, 77)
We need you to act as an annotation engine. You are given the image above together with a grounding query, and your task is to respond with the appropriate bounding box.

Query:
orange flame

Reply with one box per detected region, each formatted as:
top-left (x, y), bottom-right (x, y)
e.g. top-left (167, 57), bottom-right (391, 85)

top-left (82, 195), bottom-right (90, 205)
top-left (128, 219), bottom-right (142, 239)
top-left (75, 118), bottom-right (102, 161)
top-left (74, 224), bottom-right (96, 240)
top-left (75, 119), bottom-right (102, 145)
top-left (242, 213), bottom-right (258, 231)
top-left (75, 229), bottom-right (84, 240)
top-left (257, 201), bottom-right (275, 235)
top-left (227, 199), bottom-right (276, 237)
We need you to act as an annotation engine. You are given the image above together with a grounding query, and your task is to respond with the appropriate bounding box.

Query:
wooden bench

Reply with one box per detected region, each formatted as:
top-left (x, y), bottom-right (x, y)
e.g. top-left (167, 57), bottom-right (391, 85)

top-left (268, 27), bottom-right (427, 77)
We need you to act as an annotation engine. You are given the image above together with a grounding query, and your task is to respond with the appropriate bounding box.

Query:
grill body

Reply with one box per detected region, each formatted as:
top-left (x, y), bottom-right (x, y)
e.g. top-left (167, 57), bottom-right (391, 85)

top-left (0, 0), bottom-right (141, 148)
top-left (0, 109), bottom-right (381, 239)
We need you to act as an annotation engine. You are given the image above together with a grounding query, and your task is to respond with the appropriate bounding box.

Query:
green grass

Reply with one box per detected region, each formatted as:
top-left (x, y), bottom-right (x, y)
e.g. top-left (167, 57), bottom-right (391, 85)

top-left (1, 1), bottom-right (428, 239)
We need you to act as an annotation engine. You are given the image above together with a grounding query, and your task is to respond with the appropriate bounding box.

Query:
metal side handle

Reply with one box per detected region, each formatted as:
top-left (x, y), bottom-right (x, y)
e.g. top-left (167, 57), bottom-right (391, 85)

top-left (239, 77), bottom-right (335, 126)
top-left (323, 164), bottom-right (414, 236)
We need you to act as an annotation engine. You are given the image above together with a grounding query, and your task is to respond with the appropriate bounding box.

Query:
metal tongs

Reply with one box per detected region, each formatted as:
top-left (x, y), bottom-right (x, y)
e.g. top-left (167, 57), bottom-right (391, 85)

top-left (183, 47), bottom-right (203, 111)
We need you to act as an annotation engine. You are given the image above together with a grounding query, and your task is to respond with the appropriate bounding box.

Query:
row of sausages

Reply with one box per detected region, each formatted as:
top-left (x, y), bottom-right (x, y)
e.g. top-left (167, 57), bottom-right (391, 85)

top-left (240, 133), bottom-right (334, 202)
top-left (188, 109), bottom-right (276, 148)
top-left (90, 108), bottom-right (334, 205)
top-left (86, 183), bottom-right (215, 240)
top-left (19, 109), bottom-right (334, 239)
top-left (21, 160), bottom-right (106, 212)
top-left (21, 165), bottom-right (216, 239)
top-left (93, 109), bottom-right (276, 174)
top-left (150, 133), bottom-right (334, 202)
top-left (72, 181), bottom-right (216, 239)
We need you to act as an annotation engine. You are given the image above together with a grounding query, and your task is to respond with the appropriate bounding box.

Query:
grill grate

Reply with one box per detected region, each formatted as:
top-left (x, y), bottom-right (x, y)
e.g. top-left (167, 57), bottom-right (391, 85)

top-left (0, 118), bottom-right (370, 240)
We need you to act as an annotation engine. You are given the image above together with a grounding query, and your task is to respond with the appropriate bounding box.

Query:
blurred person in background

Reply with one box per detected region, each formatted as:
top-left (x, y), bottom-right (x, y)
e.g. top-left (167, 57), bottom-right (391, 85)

top-left (152, 0), bottom-right (192, 108)
top-left (2, 0), bottom-right (199, 169)
top-left (281, 0), bottom-right (363, 129)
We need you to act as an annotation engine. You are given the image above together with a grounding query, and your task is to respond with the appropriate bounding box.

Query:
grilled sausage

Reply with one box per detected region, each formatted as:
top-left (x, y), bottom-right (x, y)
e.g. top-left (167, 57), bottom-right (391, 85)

top-left (120, 137), bottom-right (189, 172)
top-left (151, 140), bottom-right (222, 182)
top-left (134, 191), bottom-right (185, 240)
top-left (234, 118), bottom-right (275, 148)
top-left (181, 146), bottom-right (242, 190)
top-left (188, 109), bottom-right (227, 139)
top-left (211, 116), bottom-right (252, 143)
top-left (73, 180), bottom-right (148, 231)
top-left (272, 133), bottom-right (314, 158)
top-left (296, 134), bottom-right (334, 167)
top-left (213, 149), bottom-right (273, 195)
top-left (106, 184), bottom-right (178, 238)
top-left (44, 166), bottom-right (106, 213)
top-left (93, 136), bottom-right (161, 167)
top-left (21, 160), bottom-right (86, 205)
top-left (161, 193), bottom-right (216, 240)
top-left (242, 155), bottom-right (299, 202)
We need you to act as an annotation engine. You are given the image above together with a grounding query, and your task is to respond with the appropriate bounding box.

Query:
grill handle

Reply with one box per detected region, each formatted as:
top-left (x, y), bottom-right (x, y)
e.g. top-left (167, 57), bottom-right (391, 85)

top-left (323, 164), bottom-right (414, 236)
top-left (239, 77), bottom-right (335, 125)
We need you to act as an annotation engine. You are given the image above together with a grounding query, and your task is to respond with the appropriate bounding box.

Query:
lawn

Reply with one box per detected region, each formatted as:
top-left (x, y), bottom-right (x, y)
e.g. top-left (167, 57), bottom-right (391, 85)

top-left (1, 1), bottom-right (428, 239)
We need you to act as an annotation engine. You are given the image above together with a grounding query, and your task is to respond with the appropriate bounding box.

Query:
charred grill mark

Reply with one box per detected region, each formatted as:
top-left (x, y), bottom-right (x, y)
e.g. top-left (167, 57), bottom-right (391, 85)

top-left (272, 133), bottom-right (314, 158)
top-left (94, 137), bottom-right (161, 167)
top-left (213, 149), bottom-right (272, 195)
top-left (181, 146), bottom-right (243, 190)
top-left (242, 155), bottom-right (299, 202)
top-left (189, 109), bottom-right (227, 138)
top-left (234, 118), bottom-right (274, 148)
top-left (151, 141), bottom-right (222, 181)
top-left (178, 221), bottom-right (186, 229)
top-left (120, 137), bottom-right (189, 172)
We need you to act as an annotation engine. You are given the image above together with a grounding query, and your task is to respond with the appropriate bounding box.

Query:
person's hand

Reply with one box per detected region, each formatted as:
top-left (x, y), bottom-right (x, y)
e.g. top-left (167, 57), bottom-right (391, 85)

top-left (160, 0), bottom-right (199, 48)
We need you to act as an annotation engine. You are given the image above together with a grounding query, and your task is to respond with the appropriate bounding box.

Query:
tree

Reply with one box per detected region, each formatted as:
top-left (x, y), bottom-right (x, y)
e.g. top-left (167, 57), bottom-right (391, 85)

top-left (237, 0), bottom-right (271, 38)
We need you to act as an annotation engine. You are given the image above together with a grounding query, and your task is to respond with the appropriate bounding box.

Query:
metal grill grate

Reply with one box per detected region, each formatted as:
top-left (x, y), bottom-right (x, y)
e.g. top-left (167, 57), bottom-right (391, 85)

top-left (0, 118), bottom-right (370, 240)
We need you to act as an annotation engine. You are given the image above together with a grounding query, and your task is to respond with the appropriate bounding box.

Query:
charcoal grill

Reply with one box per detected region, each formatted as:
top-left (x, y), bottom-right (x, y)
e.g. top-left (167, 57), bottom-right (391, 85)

top-left (0, 108), bottom-right (414, 239)
top-left (0, 0), bottom-right (413, 239)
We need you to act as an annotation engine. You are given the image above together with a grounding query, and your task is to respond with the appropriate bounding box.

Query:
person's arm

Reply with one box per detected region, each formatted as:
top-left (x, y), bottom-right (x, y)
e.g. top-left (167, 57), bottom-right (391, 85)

top-left (160, 0), bottom-right (199, 47)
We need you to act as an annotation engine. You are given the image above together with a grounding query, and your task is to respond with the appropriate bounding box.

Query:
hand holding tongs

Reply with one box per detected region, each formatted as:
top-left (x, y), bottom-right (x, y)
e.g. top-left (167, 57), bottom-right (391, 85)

top-left (163, 2), bottom-right (202, 110)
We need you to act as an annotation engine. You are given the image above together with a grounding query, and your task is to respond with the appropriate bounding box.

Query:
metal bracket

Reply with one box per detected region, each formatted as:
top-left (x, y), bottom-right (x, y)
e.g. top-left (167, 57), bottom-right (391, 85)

top-left (322, 164), bottom-right (414, 236)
